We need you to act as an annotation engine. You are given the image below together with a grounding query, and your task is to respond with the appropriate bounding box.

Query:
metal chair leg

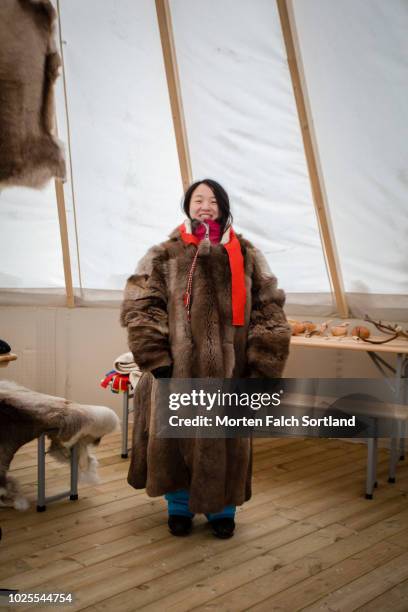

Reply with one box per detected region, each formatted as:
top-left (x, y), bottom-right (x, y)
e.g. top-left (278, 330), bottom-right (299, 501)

top-left (121, 389), bottom-right (129, 458)
top-left (37, 435), bottom-right (79, 511)
top-left (37, 434), bottom-right (46, 512)
top-left (400, 423), bottom-right (406, 460)
top-left (70, 444), bottom-right (79, 500)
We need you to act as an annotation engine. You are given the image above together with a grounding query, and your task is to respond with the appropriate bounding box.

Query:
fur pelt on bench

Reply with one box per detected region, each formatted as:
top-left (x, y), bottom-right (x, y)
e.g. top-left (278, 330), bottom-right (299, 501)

top-left (0, 381), bottom-right (119, 510)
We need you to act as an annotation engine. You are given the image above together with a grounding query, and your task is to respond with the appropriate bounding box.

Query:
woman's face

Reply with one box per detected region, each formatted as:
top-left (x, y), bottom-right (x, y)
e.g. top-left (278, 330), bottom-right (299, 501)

top-left (189, 183), bottom-right (219, 222)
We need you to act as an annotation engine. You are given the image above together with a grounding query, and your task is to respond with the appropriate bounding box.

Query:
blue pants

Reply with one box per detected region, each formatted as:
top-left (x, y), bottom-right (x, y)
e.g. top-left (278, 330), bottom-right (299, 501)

top-left (165, 489), bottom-right (236, 521)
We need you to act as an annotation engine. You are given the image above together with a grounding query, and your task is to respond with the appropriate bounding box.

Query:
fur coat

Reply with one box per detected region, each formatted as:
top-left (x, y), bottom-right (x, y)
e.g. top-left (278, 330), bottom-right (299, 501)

top-left (0, 0), bottom-right (65, 188)
top-left (121, 221), bottom-right (291, 513)
top-left (0, 381), bottom-right (119, 509)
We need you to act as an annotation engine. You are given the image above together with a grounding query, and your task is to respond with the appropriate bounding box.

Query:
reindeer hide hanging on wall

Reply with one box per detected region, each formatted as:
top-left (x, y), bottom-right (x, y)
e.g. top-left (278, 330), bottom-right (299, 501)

top-left (0, 0), bottom-right (66, 188)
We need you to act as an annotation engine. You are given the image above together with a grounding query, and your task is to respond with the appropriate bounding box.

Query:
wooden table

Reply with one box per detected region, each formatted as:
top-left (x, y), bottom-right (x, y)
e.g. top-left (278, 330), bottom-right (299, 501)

top-left (291, 334), bottom-right (408, 355)
top-left (291, 335), bottom-right (408, 497)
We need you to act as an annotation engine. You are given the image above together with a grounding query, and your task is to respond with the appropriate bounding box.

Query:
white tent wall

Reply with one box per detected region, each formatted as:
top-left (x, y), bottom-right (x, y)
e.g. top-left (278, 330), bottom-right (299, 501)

top-left (1, 0), bottom-right (335, 312)
top-left (0, 306), bottom-right (128, 414)
top-left (55, 0), bottom-right (183, 298)
top-left (1, 1), bottom-right (407, 404)
top-left (0, 183), bottom-right (65, 291)
top-left (1, 0), bottom-right (406, 316)
top-left (170, 0), bottom-right (332, 311)
top-left (0, 306), bottom-right (395, 414)
top-left (291, 0), bottom-right (408, 320)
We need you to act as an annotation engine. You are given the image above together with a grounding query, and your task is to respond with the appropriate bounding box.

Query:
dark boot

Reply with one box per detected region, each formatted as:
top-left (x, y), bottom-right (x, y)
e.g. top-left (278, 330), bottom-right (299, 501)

top-left (168, 515), bottom-right (193, 536)
top-left (210, 517), bottom-right (235, 539)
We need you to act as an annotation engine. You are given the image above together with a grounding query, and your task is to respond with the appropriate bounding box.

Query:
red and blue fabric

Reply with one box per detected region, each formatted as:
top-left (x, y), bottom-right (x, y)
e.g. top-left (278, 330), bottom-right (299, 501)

top-left (100, 370), bottom-right (130, 393)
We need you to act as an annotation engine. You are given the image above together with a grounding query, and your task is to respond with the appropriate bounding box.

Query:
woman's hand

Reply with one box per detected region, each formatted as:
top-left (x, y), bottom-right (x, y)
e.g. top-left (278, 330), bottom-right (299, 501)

top-left (151, 365), bottom-right (173, 379)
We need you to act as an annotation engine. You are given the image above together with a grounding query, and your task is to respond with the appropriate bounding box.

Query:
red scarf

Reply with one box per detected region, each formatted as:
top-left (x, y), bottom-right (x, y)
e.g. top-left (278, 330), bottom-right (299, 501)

top-left (192, 219), bottom-right (222, 244)
top-left (179, 222), bottom-right (246, 326)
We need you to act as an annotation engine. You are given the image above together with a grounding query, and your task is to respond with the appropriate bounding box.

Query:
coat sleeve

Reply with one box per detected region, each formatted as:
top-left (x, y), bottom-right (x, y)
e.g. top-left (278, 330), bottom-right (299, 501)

top-left (120, 246), bottom-right (172, 373)
top-left (247, 247), bottom-right (291, 378)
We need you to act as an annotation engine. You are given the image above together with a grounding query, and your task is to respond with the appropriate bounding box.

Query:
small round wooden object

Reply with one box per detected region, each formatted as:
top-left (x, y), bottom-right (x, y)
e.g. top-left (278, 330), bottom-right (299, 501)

top-left (303, 321), bottom-right (316, 333)
top-left (291, 321), bottom-right (306, 336)
top-left (351, 326), bottom-right (370, 339)
top-left (331, 325), bottom-right (348, 337)
top-left (0, 353), bottom-right (17, 367)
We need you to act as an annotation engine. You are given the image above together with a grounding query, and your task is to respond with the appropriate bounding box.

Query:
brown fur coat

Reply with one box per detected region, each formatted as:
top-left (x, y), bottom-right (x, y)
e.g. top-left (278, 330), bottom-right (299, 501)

top-left (0, 0), bottom-right (65, 188)
top-left (121, 222), bottom-right (291, 513)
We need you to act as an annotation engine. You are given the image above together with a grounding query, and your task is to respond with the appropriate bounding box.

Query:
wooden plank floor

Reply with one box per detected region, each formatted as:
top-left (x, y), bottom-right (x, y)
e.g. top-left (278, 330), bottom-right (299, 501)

top-left (1, 435), bottom-right (408, 611)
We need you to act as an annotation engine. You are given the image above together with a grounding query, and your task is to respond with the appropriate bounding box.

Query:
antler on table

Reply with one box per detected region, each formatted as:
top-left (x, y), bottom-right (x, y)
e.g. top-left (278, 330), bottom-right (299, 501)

top-left (362, 315), bottom-right (408, 344)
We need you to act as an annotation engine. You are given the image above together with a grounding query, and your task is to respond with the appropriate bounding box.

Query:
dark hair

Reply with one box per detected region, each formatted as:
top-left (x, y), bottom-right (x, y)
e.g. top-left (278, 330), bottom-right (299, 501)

top-left (182, 179), bottom-right (233, 234)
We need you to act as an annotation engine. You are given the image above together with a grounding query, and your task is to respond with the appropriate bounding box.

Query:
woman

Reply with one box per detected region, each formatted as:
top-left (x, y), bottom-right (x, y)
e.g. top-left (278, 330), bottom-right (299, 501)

top-left (120, 179), bottom-right (291, 538)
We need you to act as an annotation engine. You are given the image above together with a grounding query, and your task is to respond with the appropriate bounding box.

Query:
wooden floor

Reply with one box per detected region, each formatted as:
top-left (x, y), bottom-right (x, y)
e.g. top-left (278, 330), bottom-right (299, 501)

top-left (1, 435), bottom-right (408, 611)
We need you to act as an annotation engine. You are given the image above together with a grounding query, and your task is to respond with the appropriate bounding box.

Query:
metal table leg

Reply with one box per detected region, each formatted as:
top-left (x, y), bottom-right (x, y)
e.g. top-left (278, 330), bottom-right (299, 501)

top-left (367, 351), bottom-right (408, 491)
top-left (366, 437), bottom-right (378, 499)
top-left (388, 354), bottom-right (403, 483)
top-left (400, 361), bottom-right (408, 460)
top-left (388, 422), bottom-right (401, 483)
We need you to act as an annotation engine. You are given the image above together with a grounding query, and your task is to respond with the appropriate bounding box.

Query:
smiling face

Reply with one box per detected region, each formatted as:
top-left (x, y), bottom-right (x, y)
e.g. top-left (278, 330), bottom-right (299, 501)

top-left (189, 183), bottom-right (220, 222)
